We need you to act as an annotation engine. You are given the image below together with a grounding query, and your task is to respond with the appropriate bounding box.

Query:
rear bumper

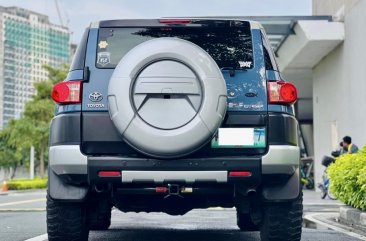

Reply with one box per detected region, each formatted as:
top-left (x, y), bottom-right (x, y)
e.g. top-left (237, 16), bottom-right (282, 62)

top-left (49, 145), bottom-right (87, 175)
top-left (262, 145), bottom-right (299, 175)
top-left (87, 155), bottom-right (261, 185)
top-left (49, 144), bottom-right (299, 179)
top-left (48, 144), bottom-right (300, 202)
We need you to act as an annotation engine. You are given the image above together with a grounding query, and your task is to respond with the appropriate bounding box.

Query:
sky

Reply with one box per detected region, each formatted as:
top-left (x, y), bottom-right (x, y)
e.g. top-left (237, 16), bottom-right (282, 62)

top-left (0, 0), bottom-right (312, 43)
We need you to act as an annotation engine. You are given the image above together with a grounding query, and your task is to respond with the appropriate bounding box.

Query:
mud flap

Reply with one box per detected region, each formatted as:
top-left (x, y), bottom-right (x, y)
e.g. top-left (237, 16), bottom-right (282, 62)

top-left (262, 168), bottom-right (300, 202)
top-left (48, 168), bottom-right (88, 202)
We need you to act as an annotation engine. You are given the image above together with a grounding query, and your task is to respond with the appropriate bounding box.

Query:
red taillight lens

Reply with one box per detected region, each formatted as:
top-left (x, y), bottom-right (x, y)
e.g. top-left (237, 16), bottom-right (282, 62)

top-left (155, 187), bottom-right (168, 193)
top-left (52, 81), bottom-right (82, 104)
top-left (229, 171), bottom-right (252, 177)
top-left (159, 19), bottom-right (191, 24)
top-left (98, 171), bottom-right (121, 177)
top-left (268, 81), bottom-right (297, 104)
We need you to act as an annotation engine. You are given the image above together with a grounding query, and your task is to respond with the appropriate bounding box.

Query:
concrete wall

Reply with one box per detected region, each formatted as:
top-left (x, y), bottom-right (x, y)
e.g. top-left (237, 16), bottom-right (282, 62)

top-left (0, 166), bottom-right (30, 181)
top-left (282, 69), bottom-right (313, 122)
top-left (313, 0), bottom-right (366, 184)
top-left (313, 0), bottom-right (359, 16)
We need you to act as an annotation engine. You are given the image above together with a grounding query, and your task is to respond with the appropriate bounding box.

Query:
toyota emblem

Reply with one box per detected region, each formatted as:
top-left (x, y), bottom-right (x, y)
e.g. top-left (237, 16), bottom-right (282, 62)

top-left (89, 92), bottom-right (103, 102)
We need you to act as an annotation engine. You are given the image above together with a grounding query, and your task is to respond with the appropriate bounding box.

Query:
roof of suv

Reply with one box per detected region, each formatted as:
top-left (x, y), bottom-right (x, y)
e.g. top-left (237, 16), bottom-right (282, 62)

top-left (90, 18), bottom-right (263, 30)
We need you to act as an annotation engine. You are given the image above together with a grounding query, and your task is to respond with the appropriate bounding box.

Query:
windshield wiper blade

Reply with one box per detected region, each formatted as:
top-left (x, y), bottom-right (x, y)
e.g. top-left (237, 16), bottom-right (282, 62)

top-left (220, 67), bottom-right (247, 77)
top-left (220, 66), bottom-right (248, 71)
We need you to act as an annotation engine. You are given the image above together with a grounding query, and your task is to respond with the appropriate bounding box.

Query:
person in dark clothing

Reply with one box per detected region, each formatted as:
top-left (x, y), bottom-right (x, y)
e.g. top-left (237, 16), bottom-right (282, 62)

top-left (339, 142), bottom-right (347, 155)
top-left (342, 136), bottom-right (359, 154)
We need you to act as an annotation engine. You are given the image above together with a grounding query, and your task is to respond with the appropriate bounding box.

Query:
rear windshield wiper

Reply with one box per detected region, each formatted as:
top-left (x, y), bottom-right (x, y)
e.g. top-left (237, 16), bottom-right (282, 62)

top-left (220, 66), bottom-right (247, 77)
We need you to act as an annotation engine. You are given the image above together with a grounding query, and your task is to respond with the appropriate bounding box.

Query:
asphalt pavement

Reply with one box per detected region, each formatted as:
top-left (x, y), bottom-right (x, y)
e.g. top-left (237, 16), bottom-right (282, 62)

top-left (0, 190), bottom-right (46, 241)
top-left (0, 189), bottom-right (364, 241)
top-left (86, 210), bottom-right (362, 241)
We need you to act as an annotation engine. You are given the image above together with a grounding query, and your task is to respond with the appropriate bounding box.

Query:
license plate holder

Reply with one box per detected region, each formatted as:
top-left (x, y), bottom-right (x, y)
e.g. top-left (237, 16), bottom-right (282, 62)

top-left (211, 128), bottom-right (266, 148)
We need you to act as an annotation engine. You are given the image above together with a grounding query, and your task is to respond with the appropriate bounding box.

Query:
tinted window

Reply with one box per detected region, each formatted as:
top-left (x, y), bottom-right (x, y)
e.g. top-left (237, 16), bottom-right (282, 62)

top-left (96, 25), bottom-right (253, 69)
top-left (261, 32), bottom-right (278, 71)
top-left (70, 28), bottom-right (89, 70)
top-left (263, 46), bottom-right (274, 70)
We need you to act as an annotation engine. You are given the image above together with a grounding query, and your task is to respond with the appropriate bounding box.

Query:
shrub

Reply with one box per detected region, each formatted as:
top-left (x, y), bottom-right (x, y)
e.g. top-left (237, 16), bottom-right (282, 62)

top-left (6, 178), bottom-right (48, 190)
top-left (328, 146), bottom-right (366, 211)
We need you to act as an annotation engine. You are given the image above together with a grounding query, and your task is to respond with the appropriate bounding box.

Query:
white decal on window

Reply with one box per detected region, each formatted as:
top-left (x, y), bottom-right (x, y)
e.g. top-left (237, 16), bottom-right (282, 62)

top-left (97, 52), bottom-right (111, 66)
top-left (238, 61), bottom-right (252, 68)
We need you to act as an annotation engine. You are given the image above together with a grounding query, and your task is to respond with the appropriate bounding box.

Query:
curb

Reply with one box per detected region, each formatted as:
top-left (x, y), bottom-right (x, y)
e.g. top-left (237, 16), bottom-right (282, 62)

top-left (24, 233), bottom-right (48, 241)
top-left (0, 208), bottom-right (46, 212)
top-left (340, 206), bottom-right (366, 231)
top-left (1, 189), bottom-right (46, 194)
top-left (304, 213), bottom-right (366, 241)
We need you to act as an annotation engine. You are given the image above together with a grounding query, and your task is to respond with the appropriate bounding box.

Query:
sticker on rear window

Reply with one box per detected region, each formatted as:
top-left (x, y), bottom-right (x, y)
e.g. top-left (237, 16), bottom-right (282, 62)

top-left (238, 61), bottom-right (252, 68)
top-left (97, 52), bottom-right (111, 66)
top-left (98, 40), bottom-right (109, 49)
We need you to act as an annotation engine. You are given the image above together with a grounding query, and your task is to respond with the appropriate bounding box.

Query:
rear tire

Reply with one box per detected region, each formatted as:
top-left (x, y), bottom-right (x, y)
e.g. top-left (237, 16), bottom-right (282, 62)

top-left (237, 212), bottom-right (259, 231)
top-left (260, 192), bottom-right (303, 241)
top-left (87, 194), bottom-right (112, 230)
top-left (47, 195), bottom-right (89, 241)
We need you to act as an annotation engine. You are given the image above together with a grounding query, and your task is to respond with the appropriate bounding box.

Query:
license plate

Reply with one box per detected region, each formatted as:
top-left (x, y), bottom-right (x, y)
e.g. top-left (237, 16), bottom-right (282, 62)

top-left (211, 128), bottom-right (266, 148)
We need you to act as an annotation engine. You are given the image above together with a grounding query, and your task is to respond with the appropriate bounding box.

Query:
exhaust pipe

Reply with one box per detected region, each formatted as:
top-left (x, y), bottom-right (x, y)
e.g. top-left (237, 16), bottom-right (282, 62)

top-left (247, 189), bottom-right (257, 196)
top-left (94, 184), bottom-right (109, 193)
top-left (247, 189), bottom-right (262, 225)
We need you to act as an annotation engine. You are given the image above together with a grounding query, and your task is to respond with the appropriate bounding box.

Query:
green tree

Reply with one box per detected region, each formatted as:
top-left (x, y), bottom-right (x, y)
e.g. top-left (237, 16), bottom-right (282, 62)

top-left (1, 64), bottom-right (68, 178)
top-left (0, 129), bottom-right (23, 179)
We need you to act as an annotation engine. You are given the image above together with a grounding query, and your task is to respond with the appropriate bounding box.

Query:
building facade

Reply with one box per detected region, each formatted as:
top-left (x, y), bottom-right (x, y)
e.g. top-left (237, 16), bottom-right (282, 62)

top-left (312, 0), bottom-right (366, 185)
top-left (0, 6), bottom-right (70, 128)
top-left (273, 0), bottom-right (365, 186)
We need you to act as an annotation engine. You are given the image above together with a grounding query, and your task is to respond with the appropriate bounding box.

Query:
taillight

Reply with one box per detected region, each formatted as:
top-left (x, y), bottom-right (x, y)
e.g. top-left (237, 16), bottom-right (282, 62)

top-left (51, 80), bottom-right (82, 104)
top-left (267, 81), bottom-right (297, 104)
top-left (159, 19), bottom-right (191, 24)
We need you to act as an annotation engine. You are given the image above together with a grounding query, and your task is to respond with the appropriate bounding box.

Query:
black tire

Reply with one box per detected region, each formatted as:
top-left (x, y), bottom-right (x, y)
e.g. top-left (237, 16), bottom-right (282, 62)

top-left (87, 195), bottom-right (112, 230)
top-left (319, 185), bottom-right (327, 199)
top-left (321, 190), bottom-right (327, 199)
top-left (260, 193), bottom-right (303, 241)
top-left (237, 212), bottom-right (260, 231)
top-left (47, 195), bottom-right (89, 241)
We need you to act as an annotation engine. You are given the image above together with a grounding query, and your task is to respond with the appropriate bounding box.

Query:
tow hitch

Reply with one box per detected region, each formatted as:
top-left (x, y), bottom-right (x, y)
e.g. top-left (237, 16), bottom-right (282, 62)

top-left (163, 184), bottom-right (183, 198)
top-left (116, 185), bottom-right (232, 196)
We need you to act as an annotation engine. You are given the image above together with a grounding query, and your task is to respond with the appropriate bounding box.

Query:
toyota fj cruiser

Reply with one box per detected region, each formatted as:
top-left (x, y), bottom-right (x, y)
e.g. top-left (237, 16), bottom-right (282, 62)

top-left (48, 18), bottom-right (302, 241)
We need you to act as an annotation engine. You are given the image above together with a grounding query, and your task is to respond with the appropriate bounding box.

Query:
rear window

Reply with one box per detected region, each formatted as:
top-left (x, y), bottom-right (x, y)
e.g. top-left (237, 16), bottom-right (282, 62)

top-left (96, 23), bottom-right (253, 69)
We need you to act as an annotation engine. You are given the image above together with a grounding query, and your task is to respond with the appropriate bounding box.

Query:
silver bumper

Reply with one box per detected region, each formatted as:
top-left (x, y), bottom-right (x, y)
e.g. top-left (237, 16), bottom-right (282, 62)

top-left (49, 145), bottom-right (87, 175)
top-left (49, 145), bottom-right (299, 176)
top-left (262, 145), bottom-right (300, 174)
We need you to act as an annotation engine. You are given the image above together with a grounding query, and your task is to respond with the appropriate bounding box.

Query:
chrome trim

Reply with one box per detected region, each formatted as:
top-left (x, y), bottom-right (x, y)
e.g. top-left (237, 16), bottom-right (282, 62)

top-left (262, 145), bottom-right (300, 174)
top-left (122, 171), bottom-right (228, 184)
top-left (49, 145), bottom-right (87, 175)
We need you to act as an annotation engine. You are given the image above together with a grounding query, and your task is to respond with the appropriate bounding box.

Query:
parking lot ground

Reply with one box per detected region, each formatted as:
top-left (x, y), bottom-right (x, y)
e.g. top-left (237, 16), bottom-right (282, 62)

top-left (1, 189), bottom-right (365, 241)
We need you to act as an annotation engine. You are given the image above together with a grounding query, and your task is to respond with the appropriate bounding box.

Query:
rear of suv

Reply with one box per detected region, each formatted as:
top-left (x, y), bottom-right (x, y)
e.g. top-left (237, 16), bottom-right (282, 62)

top-left (47, 19), bottom-right (302, 241)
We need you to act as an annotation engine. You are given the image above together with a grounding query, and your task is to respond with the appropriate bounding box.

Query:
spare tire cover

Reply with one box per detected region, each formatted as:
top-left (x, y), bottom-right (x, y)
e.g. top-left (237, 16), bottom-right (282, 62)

top-left (108, 38), bottom-right (227, 158)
